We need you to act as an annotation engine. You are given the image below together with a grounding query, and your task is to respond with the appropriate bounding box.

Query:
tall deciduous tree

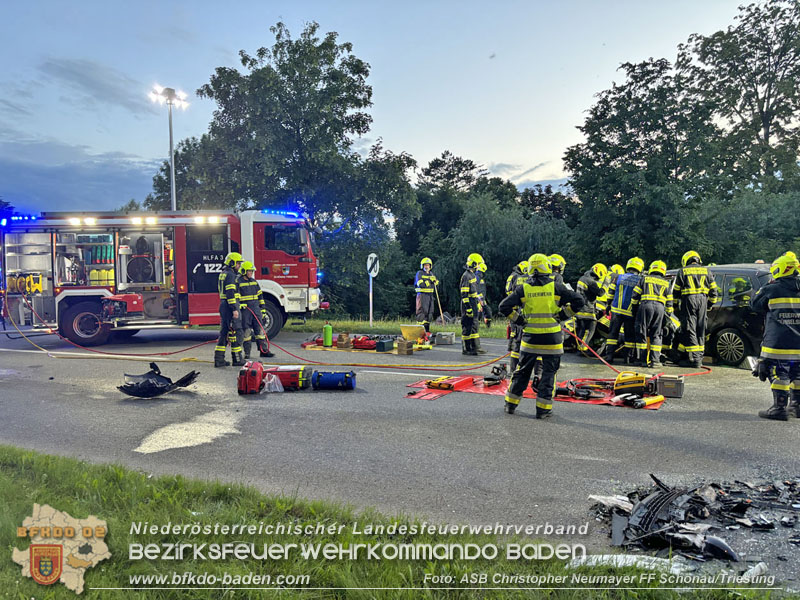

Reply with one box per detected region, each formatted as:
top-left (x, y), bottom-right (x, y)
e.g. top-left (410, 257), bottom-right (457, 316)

top-left (679, 0), bottom-right (800, 189)
top-left (417, 151), bottom-right (489, 191)
top-left (564, 58), bottom-right (723, 267)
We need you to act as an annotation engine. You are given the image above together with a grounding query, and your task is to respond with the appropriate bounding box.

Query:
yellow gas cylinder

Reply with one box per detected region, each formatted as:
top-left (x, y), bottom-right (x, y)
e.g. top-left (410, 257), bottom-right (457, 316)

top-left (89, 269), bottom-right (100, 286)
top-left (108, 268), bottom-right (115, 286)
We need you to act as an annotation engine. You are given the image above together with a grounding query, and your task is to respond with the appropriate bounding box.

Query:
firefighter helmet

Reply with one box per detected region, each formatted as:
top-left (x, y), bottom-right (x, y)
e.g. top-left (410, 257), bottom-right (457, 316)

top-left (420, 257), bottom-right (433, 269)
top-left (771, 253), bottom-right (800, 279)
top-left (609, 264), bottom-right (624, 276)
top-left (477, 262), bottom-right (487, 273)
top-left (591, 263), bottom-right (608, 280)
top-left (781, 251), bottom-right (799, 274)
top-left (527, 253), bottom-right (552, 275)
top-left (626, 257), bottom-right (644, 273)
top-left (466, 253), bottom-right (484, 268)
top-left (224, 252), bottom-right (243, 266)
top-left (649, 260), bottom-right (667, 276)
top-left (240, 260), bottom-right (255, 274)
top-left (682, 250), bottom-right (701, 267)
top-left (549, 253), bottom-right (566, 272)
top-left (516, 260), bottom-right (530, 274)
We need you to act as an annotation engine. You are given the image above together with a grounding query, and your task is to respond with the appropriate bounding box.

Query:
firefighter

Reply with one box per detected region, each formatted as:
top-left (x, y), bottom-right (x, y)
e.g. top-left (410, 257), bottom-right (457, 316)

top-left (505, 260), bottom-right (530, 372)
top-left (751, 253), bottom-right (800, 420)
top-left (631, 260), bottom-right (673, 367)
top-left (498, 253), bottom-right (584, 418)
top-left (238, 261), bottom-right (275, 359)
top-left (414, 257), bottom-right (438, 333)
top-left (602, 257), bottom-right (644, 364)
top-left (673, 250), bottom-right (719, 368)
top-left (460, 253), bottom-right (483, 356)
top-left (549, 254), bottom-right (567, 286)
top-left (215, 252), bottom-right (245, 367)
top-left (575, 263), bottom-right (607, 354)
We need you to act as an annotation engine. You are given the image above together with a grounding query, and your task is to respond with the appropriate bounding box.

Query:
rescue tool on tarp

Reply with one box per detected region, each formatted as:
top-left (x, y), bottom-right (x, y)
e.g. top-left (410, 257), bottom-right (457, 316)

top-left (118, 362), bottom-right (199, 398)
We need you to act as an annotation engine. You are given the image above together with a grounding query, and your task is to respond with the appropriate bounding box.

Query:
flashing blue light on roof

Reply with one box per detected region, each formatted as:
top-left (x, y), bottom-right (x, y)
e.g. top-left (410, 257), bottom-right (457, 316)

top-left (261, 208), bottom-right (300, 218)
top-left (0, 218), bottom-right (6, 227)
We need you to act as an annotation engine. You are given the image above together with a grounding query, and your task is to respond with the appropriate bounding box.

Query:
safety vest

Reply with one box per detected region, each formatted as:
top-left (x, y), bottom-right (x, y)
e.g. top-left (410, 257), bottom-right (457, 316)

top-left (610, 272), bottom-right (641, 317)
top-left (521, 281), bottom-right (560, 335)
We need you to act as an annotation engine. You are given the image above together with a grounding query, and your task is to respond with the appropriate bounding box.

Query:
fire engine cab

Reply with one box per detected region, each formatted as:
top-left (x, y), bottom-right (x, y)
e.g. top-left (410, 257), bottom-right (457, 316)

top-left (0, 209), bottom-right (322, 345)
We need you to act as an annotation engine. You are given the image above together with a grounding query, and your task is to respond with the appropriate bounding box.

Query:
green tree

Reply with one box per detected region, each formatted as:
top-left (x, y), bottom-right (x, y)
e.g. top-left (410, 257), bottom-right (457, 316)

top-left (116, 199), bottom-right (142, 212)
top-left (564, 58), bottom-right (722, 268)
top-left (679, 0), bottom-right (800, 189)
top-left (417, 151), bottom-right (488, 191)
top-left (519, 184), bottom-right (577, 221)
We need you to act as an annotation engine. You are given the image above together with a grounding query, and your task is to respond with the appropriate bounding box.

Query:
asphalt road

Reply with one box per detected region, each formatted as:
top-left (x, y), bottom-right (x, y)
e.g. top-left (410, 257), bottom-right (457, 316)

top-left (1, 327), bottom-right (798, 569)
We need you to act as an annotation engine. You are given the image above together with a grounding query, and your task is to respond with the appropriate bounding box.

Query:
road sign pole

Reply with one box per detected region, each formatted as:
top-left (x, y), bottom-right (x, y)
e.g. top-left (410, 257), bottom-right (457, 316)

top-left (369, 274), bottom-right (373, 328)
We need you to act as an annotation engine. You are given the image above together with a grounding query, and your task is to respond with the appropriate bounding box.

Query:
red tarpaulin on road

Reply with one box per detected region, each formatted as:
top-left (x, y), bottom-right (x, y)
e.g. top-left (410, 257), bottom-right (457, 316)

top-left (406, 377), bottom-right (664, 409)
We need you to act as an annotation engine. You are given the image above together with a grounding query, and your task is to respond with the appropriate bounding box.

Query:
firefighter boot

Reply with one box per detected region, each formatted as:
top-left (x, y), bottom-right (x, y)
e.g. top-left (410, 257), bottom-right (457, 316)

top-left (463, 339), bottom-right (478, 356)
top-left (214, 351), bottom-right (230, 368)
top-left (758, 391), bottom-right (789, 421)
top-left (790, 390), bottom-right (800, 418)
top-left (258, 340), bottom-right (275, 358)
top-left (232, 352), bottom-right (246, 367)
top-left (242, 340), bottom-right (252, 360)
top-left (535, 402), bottom-right (553, 419)
top-left (504, 401), bottom-right (517, 415)
top-left (474, 338), bottom-right (488, 354)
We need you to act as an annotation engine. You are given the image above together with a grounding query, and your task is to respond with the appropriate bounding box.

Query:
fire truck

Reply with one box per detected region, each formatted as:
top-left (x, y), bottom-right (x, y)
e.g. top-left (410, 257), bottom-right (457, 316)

top-left (0, 209), bottom-right (322, 345)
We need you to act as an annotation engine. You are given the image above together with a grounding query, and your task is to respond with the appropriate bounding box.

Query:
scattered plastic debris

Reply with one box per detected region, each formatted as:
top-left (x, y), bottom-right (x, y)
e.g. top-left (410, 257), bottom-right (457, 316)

top-left (118, 362), bottom-right (199, 398)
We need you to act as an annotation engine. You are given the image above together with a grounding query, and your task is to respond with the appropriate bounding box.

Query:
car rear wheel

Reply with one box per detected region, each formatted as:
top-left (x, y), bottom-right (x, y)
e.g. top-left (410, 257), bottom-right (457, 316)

top-left (714, 328), bottom-right (750, 366)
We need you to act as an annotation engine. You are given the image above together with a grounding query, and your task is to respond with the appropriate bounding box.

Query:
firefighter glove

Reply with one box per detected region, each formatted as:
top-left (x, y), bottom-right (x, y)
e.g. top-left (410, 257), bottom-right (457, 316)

top-left (756, 359), bottom-right (771, 382)
top-left (509, 309), bottom-right (525, 327)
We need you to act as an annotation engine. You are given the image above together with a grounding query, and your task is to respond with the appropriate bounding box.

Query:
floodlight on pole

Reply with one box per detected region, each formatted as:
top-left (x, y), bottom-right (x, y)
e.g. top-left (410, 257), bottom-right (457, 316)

top-left (149, 85), bottom-right (189, 211)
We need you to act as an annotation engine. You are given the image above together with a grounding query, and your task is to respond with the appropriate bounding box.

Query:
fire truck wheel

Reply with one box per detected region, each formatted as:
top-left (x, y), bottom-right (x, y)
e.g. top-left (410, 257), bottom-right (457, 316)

top-left (263, 301), bottom-right (284, 340)
top-left (60, 301), bottom-right (110, 346)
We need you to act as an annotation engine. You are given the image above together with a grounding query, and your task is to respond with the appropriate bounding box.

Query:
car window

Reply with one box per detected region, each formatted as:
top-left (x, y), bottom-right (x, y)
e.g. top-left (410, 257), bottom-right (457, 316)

top-left (264, 225), bottom-right (303, 256)
top-left (723, 274), bottom-right (753, 306)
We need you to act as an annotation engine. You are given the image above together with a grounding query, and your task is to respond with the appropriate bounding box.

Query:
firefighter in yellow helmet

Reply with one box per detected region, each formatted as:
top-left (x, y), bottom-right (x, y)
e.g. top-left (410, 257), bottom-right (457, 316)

top-left (460, 253), bottom-right (484, 355)
top-left (549, 254), bottom-right (567, 286)
top-left (238, 261), bottom-right (275, 359)
top-left (750, 253), bottom-right (800, 420)
top-left (575, 263), bottom-right (607, 354)
top-left (498, 253), bottom-right (585, 418)
top-left (414, 257), bottom-right (438, 333)
top-left (215, 252), bottom-right (245, 367)
top-left (631, 260), bottom-right (673, 367)
top-left (674, 250), bottom-right (719, 367)
top-left (601, 257), bottom-right (644, 364)
top-left (505, 259), bottom-right (531, 372)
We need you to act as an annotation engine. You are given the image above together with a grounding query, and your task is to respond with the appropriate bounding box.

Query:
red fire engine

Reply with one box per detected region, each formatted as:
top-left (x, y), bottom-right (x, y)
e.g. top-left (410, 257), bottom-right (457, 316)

top-left (0, 209), bottom-right (322, 345)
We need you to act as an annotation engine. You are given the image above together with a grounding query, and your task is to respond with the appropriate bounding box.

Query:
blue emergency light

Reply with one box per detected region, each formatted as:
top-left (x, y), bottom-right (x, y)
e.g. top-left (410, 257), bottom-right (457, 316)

top-left (261, 208), bottom-right (300, 218)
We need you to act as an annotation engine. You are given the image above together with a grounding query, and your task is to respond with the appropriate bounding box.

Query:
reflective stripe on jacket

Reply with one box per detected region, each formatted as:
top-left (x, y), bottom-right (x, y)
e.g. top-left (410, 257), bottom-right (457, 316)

top-left (218, 267), bottom-right (239, 306)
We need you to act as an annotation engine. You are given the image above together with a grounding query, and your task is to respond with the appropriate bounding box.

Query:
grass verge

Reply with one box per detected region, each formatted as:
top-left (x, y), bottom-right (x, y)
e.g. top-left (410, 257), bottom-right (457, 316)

top-left (0, 445), bottom-right (773, 599)
top-left (284, 317), bottom-right (510, 339)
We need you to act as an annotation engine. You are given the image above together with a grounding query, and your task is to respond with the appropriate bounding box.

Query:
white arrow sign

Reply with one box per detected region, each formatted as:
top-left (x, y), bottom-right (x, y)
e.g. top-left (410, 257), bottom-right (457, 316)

top-left (366, 253), bottom-right (380, 277)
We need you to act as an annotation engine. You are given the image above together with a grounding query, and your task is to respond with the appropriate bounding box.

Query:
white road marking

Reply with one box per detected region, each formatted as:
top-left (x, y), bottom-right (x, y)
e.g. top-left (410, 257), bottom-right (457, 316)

top-left (134, 409), bottom-right (241, 454)
top-left (360, 369), bottom-right (439, 378)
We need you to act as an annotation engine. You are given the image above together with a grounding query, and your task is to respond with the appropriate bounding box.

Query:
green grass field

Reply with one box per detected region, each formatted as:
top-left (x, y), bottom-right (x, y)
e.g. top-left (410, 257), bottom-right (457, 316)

top-left (0, 446), bottom-right (774, 599)
top-left (284, 317), bottom-right (510, 339)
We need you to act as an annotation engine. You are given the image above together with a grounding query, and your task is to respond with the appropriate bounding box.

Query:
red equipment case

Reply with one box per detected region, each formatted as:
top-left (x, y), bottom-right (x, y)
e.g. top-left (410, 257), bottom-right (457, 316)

top-left (262, 365), bottom-right (312, 390)
top-left (238, 361), bottom-right (267, 395)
